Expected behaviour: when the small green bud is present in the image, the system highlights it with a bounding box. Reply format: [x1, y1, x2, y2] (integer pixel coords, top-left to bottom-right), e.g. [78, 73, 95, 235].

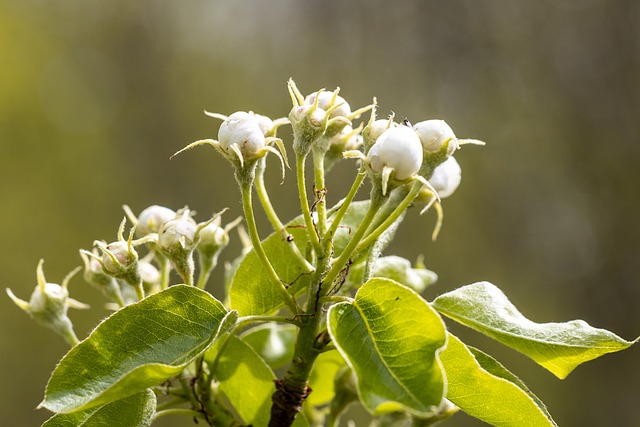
[79, 249, 124, 306]
[6, 260, 88, 346]
[198, 218, 229, 258]
[157, 208, 198, 285]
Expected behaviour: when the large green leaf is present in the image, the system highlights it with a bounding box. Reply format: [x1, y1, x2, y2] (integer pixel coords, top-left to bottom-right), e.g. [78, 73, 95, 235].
[229, 201, 387, 316]
[40, 285, 231, 413]
[327, 278, 447, 416]
[209, 335, 308, 427]
[432, 282, 637, 378]
[441, 333, 557, 427]
[41, 389, 156, 427]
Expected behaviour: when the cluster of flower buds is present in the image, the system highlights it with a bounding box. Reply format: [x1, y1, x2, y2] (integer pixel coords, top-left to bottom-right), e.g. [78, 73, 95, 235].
[288, 80, 373, 158]
[6, 260, 88, 346]
[345, 103, 484, 202]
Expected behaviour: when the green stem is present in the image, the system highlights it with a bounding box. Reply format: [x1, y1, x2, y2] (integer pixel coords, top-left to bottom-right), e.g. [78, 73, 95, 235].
[235, 315, 300, 331]
[240, 181, 298, 314]
[356, 181, 422, 253]
[256, 159, 315, 273]
[296, 154, 323, 256]
[321, 193, 386, 291]
[323, 165, 366, 249]
[157, 254, 171, 290]
[196, 252, 218, 290]
[133, 280, 145, 300]
[312, 147, 328, 238]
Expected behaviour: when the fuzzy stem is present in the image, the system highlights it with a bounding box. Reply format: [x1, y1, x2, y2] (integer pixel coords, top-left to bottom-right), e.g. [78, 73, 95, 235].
[321, 192, 386, 291]
[323, 165, 366, 249]
[256, 158, 315, 273]
[296, 154, 323, 256]
[312, 147, 328, 238]
[240, 181, 298, 314]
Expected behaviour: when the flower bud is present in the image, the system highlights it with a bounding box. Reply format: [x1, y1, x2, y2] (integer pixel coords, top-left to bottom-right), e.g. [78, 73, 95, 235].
[413, 119, 458, 156]
[136, 205, 176, 237]
[252, 113, 276, 137]
[363, 119, 397, 150]
[158, 214, 198, 254]
[305, 91, 351, 119]
[218, 111, 267, 162]
[6, 260, 87, 346]
[198, 220, 230, 258]
[80, 249, 124, 305]
[138, 260, 161, 294]
[428, 156, 462, 199]
[157, 209, 198, 285]
[367, 126, 423, 181]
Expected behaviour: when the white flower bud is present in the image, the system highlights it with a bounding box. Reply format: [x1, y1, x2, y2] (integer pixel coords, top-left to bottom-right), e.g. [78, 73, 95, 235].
[136, 205, 175, 236]
[199, 221, 229, 253]
[218, 111, 266, 160]
[429, 156, 462, 198]
[252, 113, 275, 137]
[138, 260, 161, 293]
[413, 119, 458, 156]
[367, 119, 398, 142]
[305, 91, 351, 118]
[158, 216, 198, 253]
[366, 126, 423, 180]
[102, 241, 134, 273]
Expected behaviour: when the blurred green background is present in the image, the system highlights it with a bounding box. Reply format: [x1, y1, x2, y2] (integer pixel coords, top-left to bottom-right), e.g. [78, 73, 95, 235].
[2, 1, 638, 426]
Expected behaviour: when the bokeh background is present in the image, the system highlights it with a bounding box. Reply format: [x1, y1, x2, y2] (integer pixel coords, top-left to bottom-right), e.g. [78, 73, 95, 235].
[2, 1, 638, 426]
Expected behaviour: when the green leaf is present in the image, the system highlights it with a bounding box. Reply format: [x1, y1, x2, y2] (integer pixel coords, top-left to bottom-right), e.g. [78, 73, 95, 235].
[40, 285, 230, 413]
[327, 278, 447, 416]
[41, 389, 156, 427]
[210, 335, 308, 427]
[240, 323, 298, 370]
[432, 281, 637, 378]
[307, 349, 346, 406]
[229, 201, 384, 316]
[441, 333, 557, 427]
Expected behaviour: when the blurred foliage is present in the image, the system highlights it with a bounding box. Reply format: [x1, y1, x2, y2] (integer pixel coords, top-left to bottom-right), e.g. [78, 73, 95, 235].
[1, 1, 638, 426]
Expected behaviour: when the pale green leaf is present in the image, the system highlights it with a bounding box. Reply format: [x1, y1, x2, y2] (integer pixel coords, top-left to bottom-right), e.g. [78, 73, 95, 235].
[210, 335, 308, 427]
[327, 278, 447, 416]
[41, 389, 156, 427]
[41, 285, 230, 413]
[307, 349, 346, 406]
[432, 281, 637, 378]
[441, 333, 557, 427]
[240, 323, 298, 370]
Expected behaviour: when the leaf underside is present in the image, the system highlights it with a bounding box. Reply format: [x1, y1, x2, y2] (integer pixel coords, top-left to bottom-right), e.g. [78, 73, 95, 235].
[441, 333, 557, 427]
[432, 281, 636, 378]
